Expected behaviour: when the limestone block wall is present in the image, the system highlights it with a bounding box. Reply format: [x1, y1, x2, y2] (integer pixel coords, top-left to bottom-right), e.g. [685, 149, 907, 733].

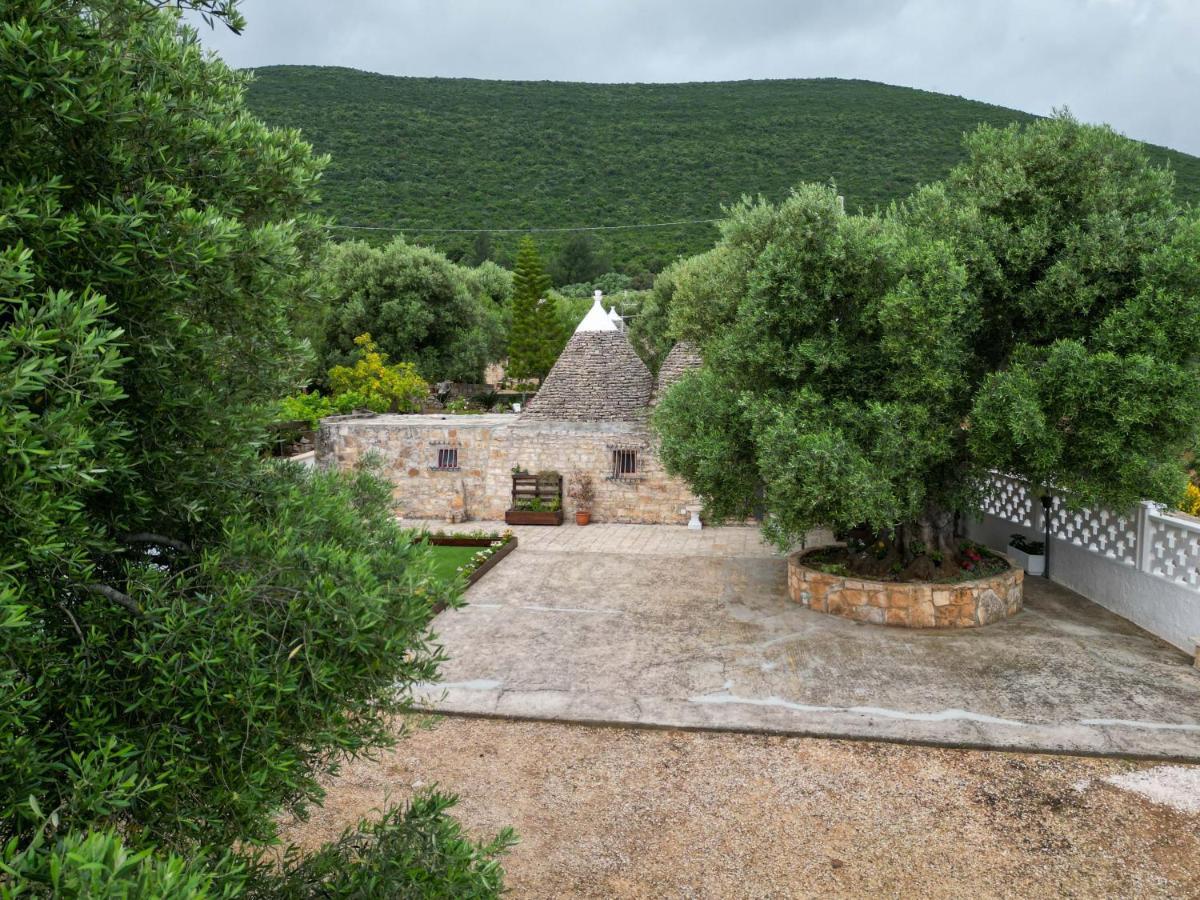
[316, 414, 698, 525]
[485, 421, 696, 524]
[788, 546, 1024, 628]
[316, 414, 504, 520]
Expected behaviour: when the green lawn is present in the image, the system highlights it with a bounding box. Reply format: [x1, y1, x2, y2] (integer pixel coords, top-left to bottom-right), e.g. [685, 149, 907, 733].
[424, 544, 480, 583]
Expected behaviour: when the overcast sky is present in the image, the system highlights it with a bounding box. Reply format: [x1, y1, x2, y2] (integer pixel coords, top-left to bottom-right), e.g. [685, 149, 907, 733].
[189, 0, 1200, 155]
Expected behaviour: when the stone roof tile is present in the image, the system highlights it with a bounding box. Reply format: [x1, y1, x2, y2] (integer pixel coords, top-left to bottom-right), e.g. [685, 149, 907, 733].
[652, 341, 703, 402]
[521, 330, 653, 422]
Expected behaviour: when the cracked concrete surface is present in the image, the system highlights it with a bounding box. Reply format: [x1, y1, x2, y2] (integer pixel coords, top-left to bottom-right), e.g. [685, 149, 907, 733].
[417, 523, 1200, 759]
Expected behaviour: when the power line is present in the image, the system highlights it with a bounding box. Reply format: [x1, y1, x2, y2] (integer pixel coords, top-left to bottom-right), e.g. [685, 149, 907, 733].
[323, 217, 722, 235]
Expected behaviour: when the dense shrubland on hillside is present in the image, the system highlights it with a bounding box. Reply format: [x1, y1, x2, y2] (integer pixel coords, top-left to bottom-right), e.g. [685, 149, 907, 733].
[244, 66, 1200, 276]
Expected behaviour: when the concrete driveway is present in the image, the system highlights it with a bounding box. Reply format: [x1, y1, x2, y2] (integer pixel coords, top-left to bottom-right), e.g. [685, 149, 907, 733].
[417, 522, 1200, 760]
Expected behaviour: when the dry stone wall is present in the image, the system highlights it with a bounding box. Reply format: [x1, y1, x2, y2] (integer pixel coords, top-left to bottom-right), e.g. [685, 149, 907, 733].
[317, 413, 698, 524]
[787, 546, 1024, 628]
[316, 414, 503, 521]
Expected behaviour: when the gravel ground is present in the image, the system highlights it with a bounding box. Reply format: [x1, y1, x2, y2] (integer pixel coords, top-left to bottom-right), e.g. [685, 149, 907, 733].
[280, 716, 1200, 898]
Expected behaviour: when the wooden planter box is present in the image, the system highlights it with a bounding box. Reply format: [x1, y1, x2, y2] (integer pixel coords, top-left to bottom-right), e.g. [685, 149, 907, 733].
[504, 508, 564, 526]
[507, 471, 563, 526]
[427, 535, 520, 614]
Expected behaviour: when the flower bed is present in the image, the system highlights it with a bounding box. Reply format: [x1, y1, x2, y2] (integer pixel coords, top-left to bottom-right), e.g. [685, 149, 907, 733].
[788, 543, 1023, 628]
[424, 529, 517, 588]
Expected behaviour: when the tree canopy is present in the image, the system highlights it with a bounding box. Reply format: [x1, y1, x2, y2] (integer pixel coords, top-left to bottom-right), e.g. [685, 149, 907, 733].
[654, 115, 1200, 557]
[551, 232, 611, 286]
[321, 237, 507, 383]
[1, 0, 510, 893]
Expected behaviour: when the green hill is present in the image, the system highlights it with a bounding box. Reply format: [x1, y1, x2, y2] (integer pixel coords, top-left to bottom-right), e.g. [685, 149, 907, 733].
[244, 66, 1200, 276]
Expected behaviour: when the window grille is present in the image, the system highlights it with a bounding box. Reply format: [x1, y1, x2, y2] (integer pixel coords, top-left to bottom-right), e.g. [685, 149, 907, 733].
[435, 446, 459, 470]
[611, 448, 637, 478]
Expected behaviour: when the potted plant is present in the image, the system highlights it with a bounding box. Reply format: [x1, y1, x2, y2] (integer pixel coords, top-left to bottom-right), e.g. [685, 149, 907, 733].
[569, 471, 595, 525]
[1008, 533, 1046, 576]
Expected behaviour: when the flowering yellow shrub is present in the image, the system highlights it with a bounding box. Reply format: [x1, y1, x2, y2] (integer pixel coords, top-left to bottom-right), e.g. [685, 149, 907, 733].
[328, 333, 429, 413]
[1182, 483, 1200, 517]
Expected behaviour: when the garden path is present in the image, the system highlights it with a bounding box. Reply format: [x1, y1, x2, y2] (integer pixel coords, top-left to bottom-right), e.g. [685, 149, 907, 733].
[411, 520, 1200, 760]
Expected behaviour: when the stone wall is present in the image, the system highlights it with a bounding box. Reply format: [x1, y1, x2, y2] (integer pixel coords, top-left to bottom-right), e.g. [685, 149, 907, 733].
[787, 545, 1024, 628]
[316, 413, 503, 521]
[316, 413, 698, 524]
[653, 341, 702, 401]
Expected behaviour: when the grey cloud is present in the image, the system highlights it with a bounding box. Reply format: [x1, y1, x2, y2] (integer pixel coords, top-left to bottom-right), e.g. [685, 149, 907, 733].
[188, 0, 1200, 154]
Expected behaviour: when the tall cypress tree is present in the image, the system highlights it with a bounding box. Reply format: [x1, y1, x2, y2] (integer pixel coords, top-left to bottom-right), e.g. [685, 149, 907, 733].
[507, 236, 554, 380]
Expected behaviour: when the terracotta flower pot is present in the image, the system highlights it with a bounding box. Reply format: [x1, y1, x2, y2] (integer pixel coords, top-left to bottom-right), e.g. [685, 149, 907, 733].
[575, 510, 591, 526]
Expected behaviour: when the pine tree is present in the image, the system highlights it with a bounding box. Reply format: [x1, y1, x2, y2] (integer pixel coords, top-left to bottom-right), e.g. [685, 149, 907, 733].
[507, 236, 554, 380]
[533, 294, 567, 377]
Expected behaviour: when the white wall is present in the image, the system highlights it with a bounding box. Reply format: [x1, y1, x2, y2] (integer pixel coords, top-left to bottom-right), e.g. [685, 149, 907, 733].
[968, 500, 1200, 656]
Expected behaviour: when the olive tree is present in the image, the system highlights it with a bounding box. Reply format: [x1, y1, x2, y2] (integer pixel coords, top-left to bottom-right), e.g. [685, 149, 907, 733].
[1, 0, 511, 894]
[655, 115, 1200, 566]
[321, 238, 505, 383]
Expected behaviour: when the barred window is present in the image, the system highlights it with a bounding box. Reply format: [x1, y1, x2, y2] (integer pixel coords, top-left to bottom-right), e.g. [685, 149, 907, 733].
[436, 446, 459, 470]
[611, 448, 637, 478]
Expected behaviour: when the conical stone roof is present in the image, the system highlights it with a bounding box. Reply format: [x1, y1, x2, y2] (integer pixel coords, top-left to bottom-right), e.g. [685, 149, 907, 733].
[521, 296, 653, 422]
[653, 340, 703, 401]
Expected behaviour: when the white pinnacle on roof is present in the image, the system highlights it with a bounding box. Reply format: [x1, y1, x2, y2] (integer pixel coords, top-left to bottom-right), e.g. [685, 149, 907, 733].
[607, 306, 624, 330]
[575, 289, 618, 333]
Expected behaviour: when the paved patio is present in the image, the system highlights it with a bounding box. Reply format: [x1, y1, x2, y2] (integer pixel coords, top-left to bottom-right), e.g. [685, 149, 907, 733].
[412, 521, 1200, 760]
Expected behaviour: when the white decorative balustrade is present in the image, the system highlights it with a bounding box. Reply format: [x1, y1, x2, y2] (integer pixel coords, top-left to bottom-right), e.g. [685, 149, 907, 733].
[979, 475, 1037, 529]
[981, 473, 1197, 585]
[974, 474, 1200, 654]
[1145, 508, 1200, 589]
[1058, 504, 1139, 567]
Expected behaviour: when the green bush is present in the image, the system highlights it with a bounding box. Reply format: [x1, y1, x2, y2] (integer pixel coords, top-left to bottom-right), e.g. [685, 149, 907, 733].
[329, 334, 430, 413]
[278, 392, 339, 429]
[1, 790, 516, 899]
[277, 390, 376, 429]
[0, 827, 240, 899]
[267, 791, 516, 899]
[1, 0, 512, 895]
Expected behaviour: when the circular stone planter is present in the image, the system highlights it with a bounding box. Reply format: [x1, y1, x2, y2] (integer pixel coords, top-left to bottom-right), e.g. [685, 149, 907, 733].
[787, 544, 1023, 628]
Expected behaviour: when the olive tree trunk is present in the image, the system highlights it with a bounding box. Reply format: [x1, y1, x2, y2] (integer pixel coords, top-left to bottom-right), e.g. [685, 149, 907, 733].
[899, 506, 958, 560]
